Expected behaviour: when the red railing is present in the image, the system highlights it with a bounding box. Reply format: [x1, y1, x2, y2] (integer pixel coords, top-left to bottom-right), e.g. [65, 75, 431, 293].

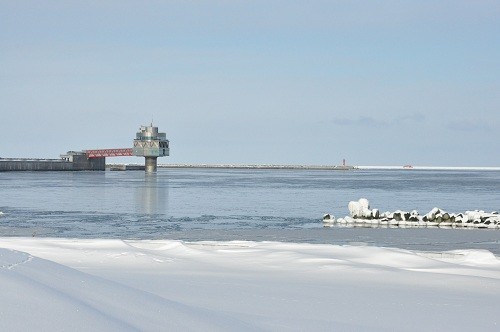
[85, 148, 133, 158]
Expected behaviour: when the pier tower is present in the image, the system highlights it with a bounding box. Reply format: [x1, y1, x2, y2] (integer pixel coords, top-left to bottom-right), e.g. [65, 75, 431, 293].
[132, 124, 169, 172]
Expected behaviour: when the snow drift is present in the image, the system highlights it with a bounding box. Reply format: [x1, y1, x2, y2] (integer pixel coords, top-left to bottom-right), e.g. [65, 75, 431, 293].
[1, 238, 500, 331]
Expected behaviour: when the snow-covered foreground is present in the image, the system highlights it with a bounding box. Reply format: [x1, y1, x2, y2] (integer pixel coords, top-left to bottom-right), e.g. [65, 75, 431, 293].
[1, 238, 500, 331]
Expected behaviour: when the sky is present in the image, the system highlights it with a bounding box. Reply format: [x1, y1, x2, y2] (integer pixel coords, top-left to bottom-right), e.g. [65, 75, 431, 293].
[1, 0, 499, 166]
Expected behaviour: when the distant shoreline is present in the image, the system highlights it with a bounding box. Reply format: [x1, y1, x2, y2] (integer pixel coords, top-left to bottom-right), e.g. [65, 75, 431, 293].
[160, 164, 356, 170]
[105, 163, 355, 171]
[106, 163, 500, 171]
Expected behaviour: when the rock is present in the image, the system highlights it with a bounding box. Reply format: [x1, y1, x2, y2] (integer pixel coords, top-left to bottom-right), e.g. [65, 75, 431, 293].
[348, 201, 361, 218]
[393, 210, 410, 221]
[408, 214, 419, 222]
[358, 198, 370, 210]
[454, 214, 466, 224]
[425, 207, 440, 221]
[467, 210, 482, 222]
[323, 214, 335, 222]
[348, 198, 372, 219]
[393, 211, 402, 221]
[328, 199, 497, 230]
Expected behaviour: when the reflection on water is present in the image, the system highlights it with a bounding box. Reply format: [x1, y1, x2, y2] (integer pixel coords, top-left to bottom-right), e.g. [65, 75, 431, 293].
[134, 172, 169, 215]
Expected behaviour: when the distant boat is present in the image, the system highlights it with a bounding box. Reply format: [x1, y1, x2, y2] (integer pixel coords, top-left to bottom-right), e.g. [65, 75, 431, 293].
[403, 165, 414, 169]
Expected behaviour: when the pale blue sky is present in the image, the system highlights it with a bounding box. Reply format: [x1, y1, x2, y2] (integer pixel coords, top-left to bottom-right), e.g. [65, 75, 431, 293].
[1, 1, 499, 166]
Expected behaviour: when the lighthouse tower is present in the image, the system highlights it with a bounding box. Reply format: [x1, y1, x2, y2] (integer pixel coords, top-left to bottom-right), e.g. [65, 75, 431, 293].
[132, 124, 169, 172]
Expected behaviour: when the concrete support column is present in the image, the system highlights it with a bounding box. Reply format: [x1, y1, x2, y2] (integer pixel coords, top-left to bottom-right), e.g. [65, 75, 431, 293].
[145, 156, 158, 172]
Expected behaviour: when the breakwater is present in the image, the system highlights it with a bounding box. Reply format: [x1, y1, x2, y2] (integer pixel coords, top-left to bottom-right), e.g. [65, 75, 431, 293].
[158, 164, 356, 170]
[324, 198, 500, 229]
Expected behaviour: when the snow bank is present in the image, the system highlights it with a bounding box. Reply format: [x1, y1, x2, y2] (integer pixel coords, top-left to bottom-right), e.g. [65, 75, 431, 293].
[0, 247, 247, 331]
[1, 237, 500, 331]
[324, 199, 500, 228]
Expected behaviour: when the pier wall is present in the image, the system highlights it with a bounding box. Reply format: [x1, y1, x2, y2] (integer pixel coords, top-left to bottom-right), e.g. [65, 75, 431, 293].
[0, 159, 73, 171]
[70, 154, 105, 171]
[0, 155, 105, 172]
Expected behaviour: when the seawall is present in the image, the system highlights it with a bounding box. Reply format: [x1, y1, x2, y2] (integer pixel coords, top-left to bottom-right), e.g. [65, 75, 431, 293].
[0, 155, 105, 172]
[0, 159, 72, 171]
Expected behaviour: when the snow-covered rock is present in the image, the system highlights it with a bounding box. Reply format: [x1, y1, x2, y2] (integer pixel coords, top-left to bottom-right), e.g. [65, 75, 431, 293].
[348, 198, 374, 219]
[324, 199, 500, 229]
[323, 214, 335, 223]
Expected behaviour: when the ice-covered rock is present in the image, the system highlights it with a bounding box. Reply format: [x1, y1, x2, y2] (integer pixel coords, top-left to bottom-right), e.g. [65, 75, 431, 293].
[348, 198, 374, 219]
[408, 214, 420, 222]
[358, 198, 370, 210]
[440, 211, 450, 221]
[393, 210, 410, 222]
[453, 213, 466, 225]
[323, 214, 335, 223]
[323, 199, 499, 229]
[365, 218, 379, 225]
[344, 216, 354, 223]
[424, 208, 440, 221]
[348, 200, 363, 218]
[467, 210, 482, 222]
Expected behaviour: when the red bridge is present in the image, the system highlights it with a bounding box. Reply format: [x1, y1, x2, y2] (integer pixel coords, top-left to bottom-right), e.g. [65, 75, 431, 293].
[85, 149, 133, 158]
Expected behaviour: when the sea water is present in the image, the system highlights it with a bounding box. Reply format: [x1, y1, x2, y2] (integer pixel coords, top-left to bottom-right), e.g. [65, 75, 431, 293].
[1, 168, 499, 253]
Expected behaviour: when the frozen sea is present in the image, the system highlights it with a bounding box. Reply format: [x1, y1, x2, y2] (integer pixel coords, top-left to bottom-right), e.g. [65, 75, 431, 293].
[1, 168, 499, 253]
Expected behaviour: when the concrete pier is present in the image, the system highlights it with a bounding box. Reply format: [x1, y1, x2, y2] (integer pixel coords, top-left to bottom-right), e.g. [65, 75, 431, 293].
[0, 152, 105, 172]
[1, 124, 169, 172]
[0, 159, 72, 171]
